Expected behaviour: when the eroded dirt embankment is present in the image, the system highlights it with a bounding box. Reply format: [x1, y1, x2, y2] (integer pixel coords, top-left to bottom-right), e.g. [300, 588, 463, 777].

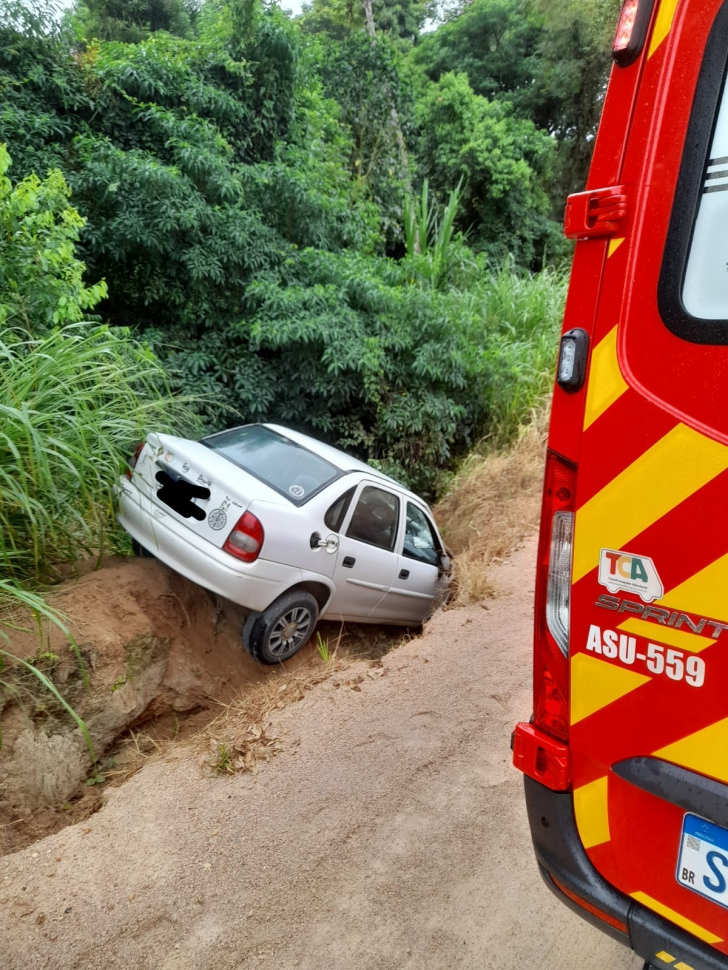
[0, 558, 304, 853]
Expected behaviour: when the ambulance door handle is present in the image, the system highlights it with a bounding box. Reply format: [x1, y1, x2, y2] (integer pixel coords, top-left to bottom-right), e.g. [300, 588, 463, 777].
[564, 186, 628, 240]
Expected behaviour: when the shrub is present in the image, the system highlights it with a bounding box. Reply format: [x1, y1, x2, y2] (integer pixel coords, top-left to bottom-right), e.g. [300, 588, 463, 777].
[0, 147, 197, 586]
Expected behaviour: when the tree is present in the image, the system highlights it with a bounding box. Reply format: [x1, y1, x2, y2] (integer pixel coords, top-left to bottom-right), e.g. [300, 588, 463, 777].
[69, 0, 194, 43]
[416, 71, 558, 265]
[317, 32, 414, 243]
[410, 0, 620, 199]
[300, 0, 435, 45]
[411, 0, 541, 102]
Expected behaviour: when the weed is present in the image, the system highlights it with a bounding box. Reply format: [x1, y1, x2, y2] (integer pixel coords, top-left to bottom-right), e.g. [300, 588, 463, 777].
[209, 742, 235, 775]
[316, 632, 331, 664]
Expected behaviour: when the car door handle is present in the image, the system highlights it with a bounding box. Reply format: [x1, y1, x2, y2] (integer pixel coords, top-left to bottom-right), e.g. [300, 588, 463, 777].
[342, 556, 356, 568]
[399, 569, 410, 579]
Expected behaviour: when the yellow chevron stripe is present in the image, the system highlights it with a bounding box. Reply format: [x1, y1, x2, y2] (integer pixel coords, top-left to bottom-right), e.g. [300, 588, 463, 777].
[631, 892, 723, 944]
[654, 717, 728, 785]
[648, 0, 680, 59]
[571, 653, 650, 725]
[658, 551, 728, 623]
[608, 237, 625, 258]
[617, 618, 715, 654]
[583, 327, 628, 430]
[655, 954, 676, 965]
[574, 776, 610, 849]
[573, 425, 728, 582]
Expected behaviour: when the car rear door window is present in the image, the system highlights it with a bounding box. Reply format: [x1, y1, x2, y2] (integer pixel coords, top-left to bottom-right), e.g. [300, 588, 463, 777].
[403, 503, 440, 566]
[325, 486, 356, 532]
[346, 486, 399, 552]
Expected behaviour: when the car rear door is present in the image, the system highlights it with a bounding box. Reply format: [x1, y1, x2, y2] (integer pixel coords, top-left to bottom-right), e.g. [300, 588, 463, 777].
[570, 0, 728, 954]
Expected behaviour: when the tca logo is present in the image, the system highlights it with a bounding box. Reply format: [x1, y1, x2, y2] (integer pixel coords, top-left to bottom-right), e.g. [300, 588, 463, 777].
[598, 549, 664, 603]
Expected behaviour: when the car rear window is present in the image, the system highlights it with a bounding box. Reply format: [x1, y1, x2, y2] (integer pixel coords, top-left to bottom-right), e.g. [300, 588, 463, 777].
[202, 425, 340, 504]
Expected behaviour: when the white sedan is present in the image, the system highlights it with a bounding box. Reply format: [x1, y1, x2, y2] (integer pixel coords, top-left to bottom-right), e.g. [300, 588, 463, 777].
[117, 424, 452, 664]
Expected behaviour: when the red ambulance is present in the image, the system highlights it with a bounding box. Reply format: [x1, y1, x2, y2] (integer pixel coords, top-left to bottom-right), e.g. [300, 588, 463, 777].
[513, 1, 728, 965]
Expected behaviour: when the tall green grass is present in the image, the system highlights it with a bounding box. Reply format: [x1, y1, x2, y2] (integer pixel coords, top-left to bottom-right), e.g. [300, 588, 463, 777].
[476, 262, 567, 442]
[0, 323, 197, 585]
[404, 179, 463, 290]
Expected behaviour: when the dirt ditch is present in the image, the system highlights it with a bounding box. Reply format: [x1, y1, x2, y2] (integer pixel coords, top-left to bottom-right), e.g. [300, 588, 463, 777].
[0, 558, 403, 855]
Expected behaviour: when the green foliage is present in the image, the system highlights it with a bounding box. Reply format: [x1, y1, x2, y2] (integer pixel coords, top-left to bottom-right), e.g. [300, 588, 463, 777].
[158, 247, 564, 495]
[69, 0, 195, 43]
[416, 72, 560, 265]
[403, 178, 463, 289]
[0, 150, 196, 585]
[0, 322, 195, 583]
[300, 0, 436, 45]
[0, 146, 107, 329]
[317, 32, 414, 241]
[411, 0, 542, 103]
[410, 0, 620, 198]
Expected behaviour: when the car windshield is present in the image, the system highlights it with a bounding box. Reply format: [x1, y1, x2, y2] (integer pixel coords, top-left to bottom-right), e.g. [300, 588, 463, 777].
[201, 425, 339, 503]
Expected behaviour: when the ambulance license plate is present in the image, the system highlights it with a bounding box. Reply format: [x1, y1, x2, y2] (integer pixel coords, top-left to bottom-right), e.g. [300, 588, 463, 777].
[676, 814, 728, 909]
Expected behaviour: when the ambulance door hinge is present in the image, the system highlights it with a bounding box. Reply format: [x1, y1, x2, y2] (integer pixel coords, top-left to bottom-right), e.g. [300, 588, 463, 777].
[564, 186, 628, 240]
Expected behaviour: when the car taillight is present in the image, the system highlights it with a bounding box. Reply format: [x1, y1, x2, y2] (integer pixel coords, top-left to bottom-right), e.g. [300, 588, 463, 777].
[534, 450, 575, 749]
[125, 442, 145, 480]
[223, 511, 264, 563]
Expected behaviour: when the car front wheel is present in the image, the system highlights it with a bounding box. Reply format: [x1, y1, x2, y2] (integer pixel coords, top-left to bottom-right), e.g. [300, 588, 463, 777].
[242, 590, 319, 665]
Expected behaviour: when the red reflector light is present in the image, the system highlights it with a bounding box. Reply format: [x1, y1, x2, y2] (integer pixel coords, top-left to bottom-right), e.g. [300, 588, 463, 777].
[512, 722, 571, 792]
[125, 442, 144, 480]
[549, 875, 629, 935]
[613, 0, 640, 52]
[223, 511, 264, 563]
[536, 668, 569, 742]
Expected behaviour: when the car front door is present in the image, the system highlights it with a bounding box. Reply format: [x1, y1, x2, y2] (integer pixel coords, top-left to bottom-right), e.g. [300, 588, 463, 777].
[328, 482, 401, 621]
[389, 502, 445, 624]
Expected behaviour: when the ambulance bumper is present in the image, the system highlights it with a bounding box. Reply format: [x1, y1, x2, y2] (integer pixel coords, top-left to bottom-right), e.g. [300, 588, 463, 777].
[524, 776, 728, 969]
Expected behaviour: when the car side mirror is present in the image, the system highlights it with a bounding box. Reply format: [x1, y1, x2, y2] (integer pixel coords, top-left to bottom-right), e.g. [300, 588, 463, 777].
[438, 552, 452, 577]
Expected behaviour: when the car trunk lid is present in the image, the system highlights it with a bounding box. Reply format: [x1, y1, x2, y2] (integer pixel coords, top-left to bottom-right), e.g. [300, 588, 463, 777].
[132, 433, 281, 549]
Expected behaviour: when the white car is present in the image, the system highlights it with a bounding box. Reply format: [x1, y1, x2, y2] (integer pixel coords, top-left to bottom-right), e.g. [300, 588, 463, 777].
[117, 424, 452, 664]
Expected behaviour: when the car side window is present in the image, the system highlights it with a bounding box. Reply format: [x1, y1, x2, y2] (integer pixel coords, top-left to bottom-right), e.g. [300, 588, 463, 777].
[346, 486, 399, 552]
[324, 486, 356, 533]
[403, 504, 440, 567]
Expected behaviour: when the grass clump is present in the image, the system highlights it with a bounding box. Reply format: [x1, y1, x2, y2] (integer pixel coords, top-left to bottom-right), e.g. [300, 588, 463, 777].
[435, 405, 548, 606]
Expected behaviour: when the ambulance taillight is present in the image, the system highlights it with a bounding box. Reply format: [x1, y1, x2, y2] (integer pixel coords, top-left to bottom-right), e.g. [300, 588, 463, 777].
[535, 451, 575, 741]
[612, 0, 655, 67]
[512, 450, 575, 792]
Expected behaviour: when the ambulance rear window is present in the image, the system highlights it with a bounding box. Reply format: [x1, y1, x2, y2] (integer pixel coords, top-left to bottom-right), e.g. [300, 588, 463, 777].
[660, 3, 728, 344]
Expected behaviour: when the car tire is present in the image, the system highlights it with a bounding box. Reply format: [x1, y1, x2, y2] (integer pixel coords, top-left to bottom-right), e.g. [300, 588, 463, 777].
[243, 591, 319, 665]
[131, 538, 155, 558]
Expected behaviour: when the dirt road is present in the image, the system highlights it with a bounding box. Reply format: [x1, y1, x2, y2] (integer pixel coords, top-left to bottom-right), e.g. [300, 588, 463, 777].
[0, 538, 641, 970]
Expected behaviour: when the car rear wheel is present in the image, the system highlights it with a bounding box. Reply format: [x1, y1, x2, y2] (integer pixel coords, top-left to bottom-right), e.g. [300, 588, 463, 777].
[243, 591, 319, 665]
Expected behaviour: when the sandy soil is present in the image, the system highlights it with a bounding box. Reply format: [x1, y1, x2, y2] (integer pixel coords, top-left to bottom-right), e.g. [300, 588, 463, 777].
[0, 538, 641, 970]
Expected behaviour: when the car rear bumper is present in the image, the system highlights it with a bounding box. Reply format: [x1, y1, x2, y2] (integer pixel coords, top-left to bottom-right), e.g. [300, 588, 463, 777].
[117, 480, 298, 612]
[524, 775, 728, 969]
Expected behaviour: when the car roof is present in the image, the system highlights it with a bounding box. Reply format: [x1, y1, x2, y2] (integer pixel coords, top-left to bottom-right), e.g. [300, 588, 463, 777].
[262, 424, 428, 506]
